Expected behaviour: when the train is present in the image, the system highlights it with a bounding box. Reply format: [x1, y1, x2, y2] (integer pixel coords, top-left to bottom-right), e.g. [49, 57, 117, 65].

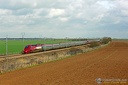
[23, 40, 100, 54]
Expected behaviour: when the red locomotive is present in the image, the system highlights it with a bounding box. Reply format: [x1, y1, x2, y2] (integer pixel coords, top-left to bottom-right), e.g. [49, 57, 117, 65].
[23, 44, 43, 54]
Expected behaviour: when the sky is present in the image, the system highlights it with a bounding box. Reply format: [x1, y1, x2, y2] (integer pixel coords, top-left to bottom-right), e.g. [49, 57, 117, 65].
[0, 0, 128, 38]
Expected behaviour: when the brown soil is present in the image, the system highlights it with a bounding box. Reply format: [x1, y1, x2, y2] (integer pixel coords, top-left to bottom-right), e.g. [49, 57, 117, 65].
[0, 41, 128, 85]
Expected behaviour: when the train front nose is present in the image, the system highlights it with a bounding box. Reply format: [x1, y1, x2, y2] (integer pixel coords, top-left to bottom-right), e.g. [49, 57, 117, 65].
[24, 50, 28, 54]
[23, 45, 30, 54]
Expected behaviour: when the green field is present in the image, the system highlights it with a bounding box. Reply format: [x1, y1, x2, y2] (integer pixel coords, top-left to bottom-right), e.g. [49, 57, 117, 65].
[0, 39, 71, 55]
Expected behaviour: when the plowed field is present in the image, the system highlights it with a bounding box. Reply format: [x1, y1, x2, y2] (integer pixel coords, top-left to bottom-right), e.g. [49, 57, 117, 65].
[0, 41, 128, 85]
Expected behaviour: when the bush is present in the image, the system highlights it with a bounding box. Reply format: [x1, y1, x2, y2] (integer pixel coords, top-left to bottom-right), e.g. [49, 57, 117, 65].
[101, 37, 112, 44]
[89, 41, 100, 48]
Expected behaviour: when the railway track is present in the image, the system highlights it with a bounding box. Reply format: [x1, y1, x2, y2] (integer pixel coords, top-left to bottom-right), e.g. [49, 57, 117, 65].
[0, 44, 89, 61]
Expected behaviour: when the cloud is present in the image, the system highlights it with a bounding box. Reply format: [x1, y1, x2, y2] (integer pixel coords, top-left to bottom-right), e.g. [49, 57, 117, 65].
[0, 9, 12, 15]
[117, 0, 128, 10]
[47, 8, 65, 18]
[58, 17, 69, 22]
[0, 0, 127, 38]
[96, 0, 115, 10]
[116, 0, 128, 17]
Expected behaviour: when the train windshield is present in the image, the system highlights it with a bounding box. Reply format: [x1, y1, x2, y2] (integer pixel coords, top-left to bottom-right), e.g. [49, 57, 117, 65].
[25, 46, 29, 48]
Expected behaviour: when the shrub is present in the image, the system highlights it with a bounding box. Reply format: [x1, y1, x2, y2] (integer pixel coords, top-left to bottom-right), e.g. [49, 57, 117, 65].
[89, 41, 100, 48]
[101, 37, 112, 44]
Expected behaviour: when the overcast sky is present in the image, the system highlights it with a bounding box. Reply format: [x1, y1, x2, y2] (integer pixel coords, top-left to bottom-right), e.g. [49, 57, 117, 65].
[0, 0, 128, 38]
